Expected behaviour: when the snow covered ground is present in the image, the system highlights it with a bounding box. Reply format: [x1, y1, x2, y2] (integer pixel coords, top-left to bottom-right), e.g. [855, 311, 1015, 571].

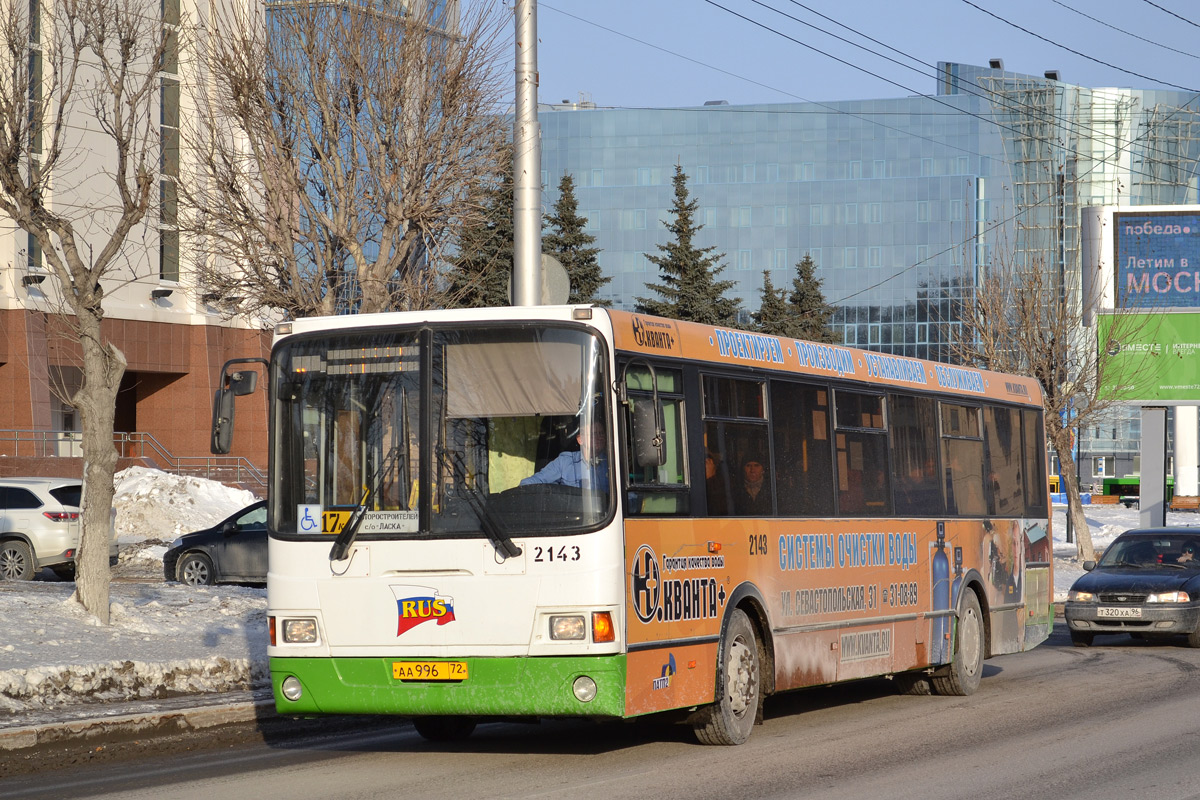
[1, 467, 1197, 722]
[0, 468, 265, 719]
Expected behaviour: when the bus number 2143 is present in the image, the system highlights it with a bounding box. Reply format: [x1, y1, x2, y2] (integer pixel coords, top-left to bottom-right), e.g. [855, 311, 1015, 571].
[534, 545, 581, 563]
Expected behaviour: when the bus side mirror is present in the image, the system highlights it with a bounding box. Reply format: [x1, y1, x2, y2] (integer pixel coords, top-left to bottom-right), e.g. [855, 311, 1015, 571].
[633, 401, 665, 468]
[210, 358, 268, 455]
[212, 388, 235, 455]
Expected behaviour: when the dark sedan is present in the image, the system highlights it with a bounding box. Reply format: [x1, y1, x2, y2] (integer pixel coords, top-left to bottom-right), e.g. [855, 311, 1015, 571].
[1065, 527, 1200, 647]
[163, 500, 267, 586]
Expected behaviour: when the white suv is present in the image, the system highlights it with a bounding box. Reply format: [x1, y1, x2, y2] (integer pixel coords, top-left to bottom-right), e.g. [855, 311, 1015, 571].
[0, 478, 118, 581]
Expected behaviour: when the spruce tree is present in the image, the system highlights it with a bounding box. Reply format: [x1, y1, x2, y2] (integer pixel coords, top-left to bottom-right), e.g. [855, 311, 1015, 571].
[752, 271, 791, 334]
[635, 165, 740, 325]
[788, 253, 836, 343]
[443, 153, 514, 308]
[544, 173, 609, 304]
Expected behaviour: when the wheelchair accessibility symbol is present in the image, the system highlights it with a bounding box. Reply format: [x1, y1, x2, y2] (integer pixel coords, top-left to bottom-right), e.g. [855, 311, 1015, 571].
[298, 505, 321, 533]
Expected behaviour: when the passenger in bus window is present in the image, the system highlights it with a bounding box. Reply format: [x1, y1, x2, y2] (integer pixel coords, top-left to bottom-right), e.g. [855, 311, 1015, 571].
[520, 423, 609, 492]
[736, 457, 771, 516]
[706, 451, 730, 515]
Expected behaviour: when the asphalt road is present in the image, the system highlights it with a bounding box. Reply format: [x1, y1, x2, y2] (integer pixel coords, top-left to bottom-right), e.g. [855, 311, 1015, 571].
[5, 622, 1200, 800]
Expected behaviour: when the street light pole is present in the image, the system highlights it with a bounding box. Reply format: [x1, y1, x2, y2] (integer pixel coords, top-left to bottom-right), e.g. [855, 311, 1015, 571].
[512, 0, 542, 307]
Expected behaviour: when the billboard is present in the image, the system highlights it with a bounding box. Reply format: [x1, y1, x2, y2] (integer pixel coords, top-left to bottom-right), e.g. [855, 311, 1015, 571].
[1114, 210, 1200, 309]
[1099, 311, 1200, 403]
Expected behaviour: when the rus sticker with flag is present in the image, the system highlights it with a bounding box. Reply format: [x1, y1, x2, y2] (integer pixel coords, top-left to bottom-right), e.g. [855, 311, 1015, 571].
[390, 585, 456, 636]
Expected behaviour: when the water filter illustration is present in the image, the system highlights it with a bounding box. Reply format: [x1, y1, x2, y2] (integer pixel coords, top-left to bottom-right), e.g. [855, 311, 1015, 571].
[932, 523, 950, 663]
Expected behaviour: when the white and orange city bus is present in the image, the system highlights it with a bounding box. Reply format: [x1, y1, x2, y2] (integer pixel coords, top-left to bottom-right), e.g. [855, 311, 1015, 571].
[213, 305, 1052, 745]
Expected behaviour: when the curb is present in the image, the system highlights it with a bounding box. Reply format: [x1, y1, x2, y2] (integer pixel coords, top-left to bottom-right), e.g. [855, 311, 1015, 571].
[0, 698, 276, 752]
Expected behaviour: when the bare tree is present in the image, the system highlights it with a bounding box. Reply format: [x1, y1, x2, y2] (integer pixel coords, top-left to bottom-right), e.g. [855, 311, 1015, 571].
[183, 0, 509, 317]
[953, 252, 1160, 561]
[0, 0, 170, 620]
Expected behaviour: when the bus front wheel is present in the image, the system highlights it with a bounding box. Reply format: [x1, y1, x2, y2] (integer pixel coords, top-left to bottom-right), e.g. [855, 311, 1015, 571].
[693, 608, 760, 746]
[931, 591, 984, 696]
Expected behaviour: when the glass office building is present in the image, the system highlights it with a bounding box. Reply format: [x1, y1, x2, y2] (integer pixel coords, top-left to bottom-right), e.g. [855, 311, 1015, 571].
[539, 61, 1200, 477]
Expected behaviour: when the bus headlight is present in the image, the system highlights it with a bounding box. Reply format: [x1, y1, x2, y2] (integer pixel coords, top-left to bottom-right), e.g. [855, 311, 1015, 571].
[282, 617, 319, 644]
[572, 676, 597, 702]
[550, 615, 586, 640]
[281, 676, 304, 702]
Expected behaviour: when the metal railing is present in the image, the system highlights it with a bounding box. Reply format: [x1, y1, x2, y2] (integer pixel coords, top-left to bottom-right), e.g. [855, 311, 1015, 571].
[0, 429, 266, 489]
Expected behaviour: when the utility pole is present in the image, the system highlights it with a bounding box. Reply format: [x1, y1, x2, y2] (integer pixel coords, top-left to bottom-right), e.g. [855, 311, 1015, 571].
[512, 0, 542, 306]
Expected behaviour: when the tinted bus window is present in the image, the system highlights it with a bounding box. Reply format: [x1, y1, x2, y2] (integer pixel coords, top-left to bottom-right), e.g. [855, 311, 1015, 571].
[835, 391, 890, 517]
[942, 403, 984, 516]
[984, 406, 1024, 516]
[704, 376, 770, 516]
[771, 380, 834, 516]
[890, 394, 943, 517]
[1023, 408, 1048, 516]
[703, 374, 765, 419]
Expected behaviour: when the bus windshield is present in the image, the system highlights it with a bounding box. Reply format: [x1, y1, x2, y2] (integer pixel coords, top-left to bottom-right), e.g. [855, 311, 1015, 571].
[270, 325, 612, 539]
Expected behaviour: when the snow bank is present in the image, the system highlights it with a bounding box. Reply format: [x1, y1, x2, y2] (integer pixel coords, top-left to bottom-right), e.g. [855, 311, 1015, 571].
[113, 466, 259, 545]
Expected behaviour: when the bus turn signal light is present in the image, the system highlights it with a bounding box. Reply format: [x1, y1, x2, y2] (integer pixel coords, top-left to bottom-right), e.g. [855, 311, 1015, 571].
[592, 611, 615, 643]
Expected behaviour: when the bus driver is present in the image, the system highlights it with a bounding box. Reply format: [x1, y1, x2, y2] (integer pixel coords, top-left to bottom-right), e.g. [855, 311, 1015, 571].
[520, 423, 609, 493]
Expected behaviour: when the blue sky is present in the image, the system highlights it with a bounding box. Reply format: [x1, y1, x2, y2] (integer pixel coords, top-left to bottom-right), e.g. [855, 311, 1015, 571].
[532, 0, 1200, 108]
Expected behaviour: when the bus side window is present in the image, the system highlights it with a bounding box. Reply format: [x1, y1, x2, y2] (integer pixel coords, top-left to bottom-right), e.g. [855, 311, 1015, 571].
[771, 380, 834, 516]
[623, 364, 688, 516]
[1021, 408, 1047, 516]
[942, 402, 985, 516]
[984, 406, 1023, 516]
[703, 420, 770, 516]
[834, 390, 890, 517]
[703, 375, 771, 517]
[890, 394, 944, 517]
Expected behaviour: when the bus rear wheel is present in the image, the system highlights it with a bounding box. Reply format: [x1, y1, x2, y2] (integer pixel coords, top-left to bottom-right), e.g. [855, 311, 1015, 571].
[931, 591, 984, 696]
[693, 608, 760, 746]
[413, 716, 476, 742]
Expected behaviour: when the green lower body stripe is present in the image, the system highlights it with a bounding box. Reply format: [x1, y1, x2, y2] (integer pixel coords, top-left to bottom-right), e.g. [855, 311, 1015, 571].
[270, 655, 627, 718]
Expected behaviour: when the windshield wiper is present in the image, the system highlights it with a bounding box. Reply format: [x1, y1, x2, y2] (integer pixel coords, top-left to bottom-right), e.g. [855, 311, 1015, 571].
[330, 446, 400, 563]
[449, 449, 522, 559]
[467, 490, 523, 559]
[330, 488, 370, 562]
